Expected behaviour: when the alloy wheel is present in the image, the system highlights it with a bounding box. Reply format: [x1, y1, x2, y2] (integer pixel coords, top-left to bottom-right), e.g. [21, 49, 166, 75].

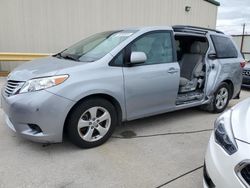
[77, 106, 111, 142]
[215, 87, 229, 110]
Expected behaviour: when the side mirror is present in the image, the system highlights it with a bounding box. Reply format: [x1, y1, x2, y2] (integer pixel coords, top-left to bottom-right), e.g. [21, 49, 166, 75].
[130, 52, 147, 64]
[208, 53, 217, 60]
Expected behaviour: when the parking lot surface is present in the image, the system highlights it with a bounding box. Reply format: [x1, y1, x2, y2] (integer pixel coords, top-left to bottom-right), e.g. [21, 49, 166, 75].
[0, 77, 249, 188]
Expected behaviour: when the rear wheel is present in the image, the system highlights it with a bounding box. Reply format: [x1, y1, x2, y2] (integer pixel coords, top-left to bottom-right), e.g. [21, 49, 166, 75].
[66, 98, 117, 148]
[201, 82, 230, 113]
[214, 86, 229, 111]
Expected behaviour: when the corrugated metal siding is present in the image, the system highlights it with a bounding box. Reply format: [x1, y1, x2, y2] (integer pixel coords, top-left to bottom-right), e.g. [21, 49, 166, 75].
[0, 0, 217, 53]
[233, 36, 242, 49]
[233, 35, 250, 60]
[233, 36, 250, 53]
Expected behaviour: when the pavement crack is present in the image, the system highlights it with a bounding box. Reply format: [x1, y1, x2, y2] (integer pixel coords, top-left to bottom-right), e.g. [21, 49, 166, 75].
[155, 165, 204, 188]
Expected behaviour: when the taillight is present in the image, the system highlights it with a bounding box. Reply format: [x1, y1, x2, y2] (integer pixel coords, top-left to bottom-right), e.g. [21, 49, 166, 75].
[240, 61, 246, 68]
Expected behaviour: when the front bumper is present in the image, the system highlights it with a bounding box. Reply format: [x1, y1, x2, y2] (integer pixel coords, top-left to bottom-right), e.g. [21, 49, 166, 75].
[1, 89, 74, 143]
[203, 180, 209, 188]
[204, 133, 250, 188]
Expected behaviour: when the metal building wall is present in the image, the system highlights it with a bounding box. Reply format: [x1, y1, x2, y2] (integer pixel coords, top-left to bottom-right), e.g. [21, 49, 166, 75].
[0, 0, 217, 54]
[233, 35, 250, 60]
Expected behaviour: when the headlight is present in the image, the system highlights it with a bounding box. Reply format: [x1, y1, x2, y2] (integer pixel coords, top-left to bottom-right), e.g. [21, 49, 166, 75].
[214, 109, 237, 155]
[19, 75, 69, 93]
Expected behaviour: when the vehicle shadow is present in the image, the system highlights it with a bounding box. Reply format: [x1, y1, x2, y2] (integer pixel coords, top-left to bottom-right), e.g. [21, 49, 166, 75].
[116, 107, 210, 131]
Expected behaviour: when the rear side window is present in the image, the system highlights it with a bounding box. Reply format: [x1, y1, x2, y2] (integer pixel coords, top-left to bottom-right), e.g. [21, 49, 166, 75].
[211, 35, 238, 58]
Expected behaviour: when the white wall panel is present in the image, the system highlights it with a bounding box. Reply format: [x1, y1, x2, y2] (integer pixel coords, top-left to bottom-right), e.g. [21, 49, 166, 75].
[0, 0, 218, 53]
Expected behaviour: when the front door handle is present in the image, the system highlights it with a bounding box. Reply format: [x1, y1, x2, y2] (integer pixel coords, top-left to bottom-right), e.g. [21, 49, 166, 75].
[168, 68, 178, 74]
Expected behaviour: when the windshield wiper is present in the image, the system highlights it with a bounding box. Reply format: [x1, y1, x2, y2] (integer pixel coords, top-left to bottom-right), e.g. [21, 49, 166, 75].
[53, 53, 63, 58]
[63, 54, 79, 61]
[55, 53, 79, 61]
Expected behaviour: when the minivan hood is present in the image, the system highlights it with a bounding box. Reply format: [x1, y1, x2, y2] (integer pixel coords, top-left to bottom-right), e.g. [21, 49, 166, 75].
[8, 57, 82, 81]
[231, 98, 250, 143]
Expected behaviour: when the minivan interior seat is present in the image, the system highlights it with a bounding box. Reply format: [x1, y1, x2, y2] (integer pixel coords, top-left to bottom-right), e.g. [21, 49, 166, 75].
[179, 41, 205, 93]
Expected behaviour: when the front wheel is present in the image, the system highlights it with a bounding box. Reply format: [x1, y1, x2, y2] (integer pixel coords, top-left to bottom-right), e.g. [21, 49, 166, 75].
[66, 98, 117, 148]
[201, 82, 230, 113]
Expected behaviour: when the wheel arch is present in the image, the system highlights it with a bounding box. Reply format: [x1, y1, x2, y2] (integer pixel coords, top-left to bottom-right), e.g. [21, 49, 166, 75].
[63, 93, 123, 137]
[222, 79, 234, 99]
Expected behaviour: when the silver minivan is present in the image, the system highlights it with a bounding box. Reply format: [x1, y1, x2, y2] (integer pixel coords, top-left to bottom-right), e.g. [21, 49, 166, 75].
[1, 26, 244, 148]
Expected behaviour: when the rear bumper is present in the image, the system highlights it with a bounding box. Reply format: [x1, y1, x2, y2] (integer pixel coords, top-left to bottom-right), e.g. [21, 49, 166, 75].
[242, 75, 250, 87]
[1, 89, 74, 143]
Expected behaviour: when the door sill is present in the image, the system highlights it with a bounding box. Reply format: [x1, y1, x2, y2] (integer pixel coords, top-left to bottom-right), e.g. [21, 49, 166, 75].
[176, 91, 204, 105]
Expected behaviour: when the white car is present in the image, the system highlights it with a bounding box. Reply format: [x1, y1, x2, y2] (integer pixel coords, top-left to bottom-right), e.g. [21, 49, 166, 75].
[204, 98, 250, 188]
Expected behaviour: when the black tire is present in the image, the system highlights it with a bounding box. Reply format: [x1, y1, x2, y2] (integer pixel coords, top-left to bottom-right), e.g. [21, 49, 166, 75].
[66, 98, 117, 148]
[201, 82, 230, 113]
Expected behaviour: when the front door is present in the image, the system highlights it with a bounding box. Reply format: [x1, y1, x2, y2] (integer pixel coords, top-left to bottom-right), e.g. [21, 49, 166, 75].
[123, 31, 180, 120]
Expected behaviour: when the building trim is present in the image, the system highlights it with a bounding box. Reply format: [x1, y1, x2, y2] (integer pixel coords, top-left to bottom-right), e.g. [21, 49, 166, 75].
[0, 52, 51, 61]
[204, 0, 220, 6]
[0, 52, 52, 77]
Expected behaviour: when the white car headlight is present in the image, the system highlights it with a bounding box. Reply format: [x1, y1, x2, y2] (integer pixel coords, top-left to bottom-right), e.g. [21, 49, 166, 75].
[19, 75, 69, 93]
[214, 109, 238, 155]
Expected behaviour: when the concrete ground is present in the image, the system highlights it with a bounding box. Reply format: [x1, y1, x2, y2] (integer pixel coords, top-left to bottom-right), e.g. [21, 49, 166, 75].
[0, 77, 249, 188]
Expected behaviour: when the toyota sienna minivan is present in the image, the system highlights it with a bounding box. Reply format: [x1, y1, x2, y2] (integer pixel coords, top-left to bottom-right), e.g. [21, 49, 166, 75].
[1, 26, 244, 148]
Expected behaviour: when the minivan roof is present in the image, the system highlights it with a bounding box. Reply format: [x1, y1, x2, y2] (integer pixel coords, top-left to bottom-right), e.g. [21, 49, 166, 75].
[124, 26, 172, 32]
[123, 25, 224, 35]
[173, 25, 224, 35]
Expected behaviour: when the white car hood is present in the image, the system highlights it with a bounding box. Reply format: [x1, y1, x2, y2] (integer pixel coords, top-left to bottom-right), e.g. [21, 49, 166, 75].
[231, 98, 250, 143]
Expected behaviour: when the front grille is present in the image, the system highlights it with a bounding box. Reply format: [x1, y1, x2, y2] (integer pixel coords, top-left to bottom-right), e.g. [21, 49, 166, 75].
[4, 80, 24, 97]
[241, 164, 250, 185]
[243, 70, 250, 76]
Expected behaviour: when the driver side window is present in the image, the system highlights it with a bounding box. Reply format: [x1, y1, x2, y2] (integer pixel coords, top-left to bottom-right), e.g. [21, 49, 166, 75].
[129, 32, 173, 65]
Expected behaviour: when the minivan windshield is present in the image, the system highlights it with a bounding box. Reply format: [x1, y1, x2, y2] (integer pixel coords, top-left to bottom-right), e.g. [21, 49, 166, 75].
[56, 30, 137, 62]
